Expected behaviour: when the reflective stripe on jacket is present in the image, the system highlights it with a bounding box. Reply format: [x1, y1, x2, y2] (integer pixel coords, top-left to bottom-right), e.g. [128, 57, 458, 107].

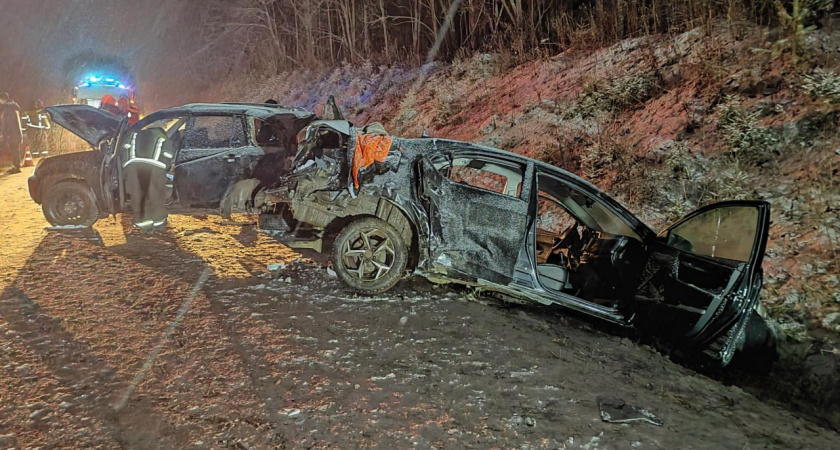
[122, 127, 173, 170]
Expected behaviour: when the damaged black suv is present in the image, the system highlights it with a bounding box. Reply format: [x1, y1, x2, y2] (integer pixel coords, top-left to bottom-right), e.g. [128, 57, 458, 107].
[257, 120, 775, 367]
[28, 103, 316, 226]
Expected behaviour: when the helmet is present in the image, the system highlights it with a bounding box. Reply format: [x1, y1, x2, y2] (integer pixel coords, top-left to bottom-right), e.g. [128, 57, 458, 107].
[101, 94, 116, 106]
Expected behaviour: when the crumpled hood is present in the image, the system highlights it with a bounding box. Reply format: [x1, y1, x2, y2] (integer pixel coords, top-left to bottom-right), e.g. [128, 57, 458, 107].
[46, 105, 121, 148]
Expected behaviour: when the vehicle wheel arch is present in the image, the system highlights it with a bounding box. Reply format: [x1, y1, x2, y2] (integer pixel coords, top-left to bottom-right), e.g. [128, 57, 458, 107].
[323, 199, 420, 271]
[41, 178, 100, 227]
[37, 173, 92, 203]
[329, 215, 411, 295]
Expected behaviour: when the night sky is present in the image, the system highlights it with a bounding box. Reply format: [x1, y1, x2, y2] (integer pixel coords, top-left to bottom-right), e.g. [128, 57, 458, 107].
[0, 0, 225, 110]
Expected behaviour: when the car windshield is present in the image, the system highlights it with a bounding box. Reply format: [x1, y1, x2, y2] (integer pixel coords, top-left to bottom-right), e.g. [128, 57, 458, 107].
[538, 173, 642, 242]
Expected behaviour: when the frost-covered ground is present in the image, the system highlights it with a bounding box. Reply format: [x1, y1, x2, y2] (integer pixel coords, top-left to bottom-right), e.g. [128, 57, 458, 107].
[2, 165, 839, 448]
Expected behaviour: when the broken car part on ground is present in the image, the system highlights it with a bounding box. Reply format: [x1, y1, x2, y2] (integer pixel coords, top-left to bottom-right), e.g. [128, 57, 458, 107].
[255, 120, 777, 367]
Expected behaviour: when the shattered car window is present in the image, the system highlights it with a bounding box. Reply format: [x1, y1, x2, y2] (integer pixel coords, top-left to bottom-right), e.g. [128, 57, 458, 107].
[667, 205, 759, 262]
[537, 196, 577, 235]
[184, 115, 246, 150]
[142, 118, 186, 138]
[439, 157, 523, 198]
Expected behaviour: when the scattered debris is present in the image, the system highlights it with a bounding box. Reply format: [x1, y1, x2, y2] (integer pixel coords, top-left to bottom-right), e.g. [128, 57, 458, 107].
[597, 397, 663, 426]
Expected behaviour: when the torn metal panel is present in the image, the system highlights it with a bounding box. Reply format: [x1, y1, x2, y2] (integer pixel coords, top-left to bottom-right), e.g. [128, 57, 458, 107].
[220, 178, 261, 218]
[419, 155, 530, 285]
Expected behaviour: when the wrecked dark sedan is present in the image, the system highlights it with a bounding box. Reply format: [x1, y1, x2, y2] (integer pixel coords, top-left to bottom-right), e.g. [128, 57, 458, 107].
[28, 103, 316, 226]
[257, 121, 775, 366]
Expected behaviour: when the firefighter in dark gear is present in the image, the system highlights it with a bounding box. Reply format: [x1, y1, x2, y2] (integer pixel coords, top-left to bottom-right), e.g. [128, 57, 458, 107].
[0, 92, 23, 174]
[122, 127, 174, 231]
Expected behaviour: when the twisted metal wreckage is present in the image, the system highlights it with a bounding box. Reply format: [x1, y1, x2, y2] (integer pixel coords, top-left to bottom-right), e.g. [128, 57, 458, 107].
[32, 101, 777, 367]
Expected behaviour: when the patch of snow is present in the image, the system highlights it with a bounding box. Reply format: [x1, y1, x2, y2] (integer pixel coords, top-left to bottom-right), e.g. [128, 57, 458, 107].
[279, 408, 301, 417]
[510, 369, 536, 378]
[822, 312, 840, 332]
[45, 225, 89, 230]
[370, 373, 396, 381]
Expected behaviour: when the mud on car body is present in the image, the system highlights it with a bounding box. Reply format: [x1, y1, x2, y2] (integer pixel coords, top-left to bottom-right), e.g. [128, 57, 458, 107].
[28, 103, 316, 227]
[259, 121, 776, 367]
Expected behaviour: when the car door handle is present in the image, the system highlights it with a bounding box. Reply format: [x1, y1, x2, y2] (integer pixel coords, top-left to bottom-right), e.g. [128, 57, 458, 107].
[226, 154, 240, 162]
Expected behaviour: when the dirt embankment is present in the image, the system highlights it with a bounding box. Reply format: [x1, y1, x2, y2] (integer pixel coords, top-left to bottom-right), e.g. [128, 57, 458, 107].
[225, 22, 840, 429]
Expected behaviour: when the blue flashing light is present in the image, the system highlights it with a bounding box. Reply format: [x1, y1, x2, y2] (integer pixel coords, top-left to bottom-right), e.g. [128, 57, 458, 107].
[79, 75, 128, 88]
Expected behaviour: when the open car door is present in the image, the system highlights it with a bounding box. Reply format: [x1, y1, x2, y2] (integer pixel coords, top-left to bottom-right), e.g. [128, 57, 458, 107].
[633, 200, 770, 363]
[419, 154, 531, 285]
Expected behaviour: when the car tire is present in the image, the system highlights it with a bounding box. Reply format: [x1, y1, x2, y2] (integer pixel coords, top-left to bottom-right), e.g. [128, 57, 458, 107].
[332, 217, 408, 295]
[42, 180, 99, 227]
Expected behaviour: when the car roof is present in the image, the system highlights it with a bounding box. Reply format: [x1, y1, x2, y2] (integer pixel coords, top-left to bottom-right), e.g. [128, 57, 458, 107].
[407, 137, 604, 190]
[310, 120, 620, 201]
[155, 102, 315, 120]
[403, 137, 654, 237]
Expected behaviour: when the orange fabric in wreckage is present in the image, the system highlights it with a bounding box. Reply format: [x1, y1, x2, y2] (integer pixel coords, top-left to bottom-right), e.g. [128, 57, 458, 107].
[352, 133, 393, 188]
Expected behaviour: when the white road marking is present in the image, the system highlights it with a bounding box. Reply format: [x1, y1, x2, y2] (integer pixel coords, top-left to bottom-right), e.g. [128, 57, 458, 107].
[114, 266, 211, 412]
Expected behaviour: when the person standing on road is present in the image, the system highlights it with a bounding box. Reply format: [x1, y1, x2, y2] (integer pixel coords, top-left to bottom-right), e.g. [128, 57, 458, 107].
[100, 94, 121, 116]
[22, 99, 51, 156]
[122, 127, 175, 231]
[118, 96, 140, 125]
[0, 92, 23, 174]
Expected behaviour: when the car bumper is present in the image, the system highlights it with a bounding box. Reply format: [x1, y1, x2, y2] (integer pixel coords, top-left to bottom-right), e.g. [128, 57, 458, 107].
[28, 175, 41, 204]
